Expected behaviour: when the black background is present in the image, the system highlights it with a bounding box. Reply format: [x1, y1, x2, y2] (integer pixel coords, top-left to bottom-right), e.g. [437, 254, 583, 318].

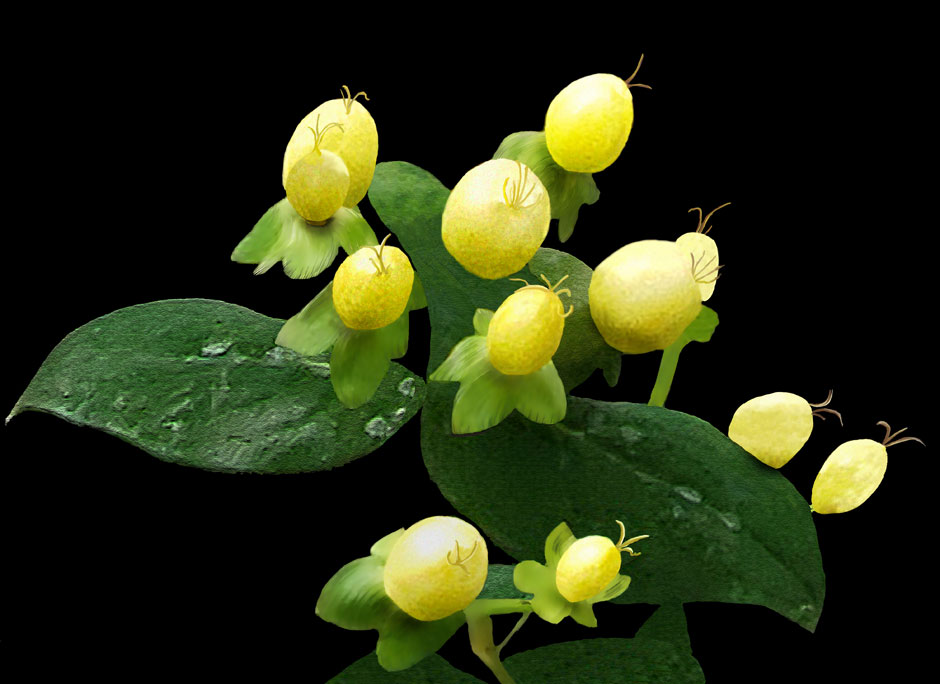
[3, 19, 933, 682]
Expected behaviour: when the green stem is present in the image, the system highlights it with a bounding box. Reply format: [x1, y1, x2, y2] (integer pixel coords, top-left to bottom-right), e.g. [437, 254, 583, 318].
[648, 343, 685, 407]
[464, 599, 531, 684]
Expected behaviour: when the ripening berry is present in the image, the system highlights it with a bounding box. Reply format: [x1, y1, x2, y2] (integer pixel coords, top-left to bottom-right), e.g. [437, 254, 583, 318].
[729, 390, 842, 468]
[383, 516, 488, 621]
[555, 521, 648, 603]
[283, 86, 378, 208]
[442, 159, 550, 280]
[332, 235, 414, 330]
[486, 275, 572, 375]
[812, 421, 924, 514]
[675, 202, 730, 302]
[589, 240, 702, 354]
[544, 56, 650, 173]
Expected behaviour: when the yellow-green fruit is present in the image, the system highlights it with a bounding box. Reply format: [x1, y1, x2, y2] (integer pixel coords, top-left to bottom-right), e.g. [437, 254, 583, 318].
[282, 98, 378, 208]
[676, 231, 719, 301]
[332, 244, 414, 330]
[383, 516, 488, 621]
[284, 149, 350, 222]
[728, 392, 813, 468]
[555, 535, 621, 603]
[811, 440, 888, 514]
[487, 286, 566, 375]
[441, 159, 550, 280]
[589, 240, 702, 354]
[545, 74, 633, 173]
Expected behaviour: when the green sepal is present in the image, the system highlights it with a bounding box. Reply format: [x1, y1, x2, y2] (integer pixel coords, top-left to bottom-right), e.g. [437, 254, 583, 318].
[544, 522, 576, 566]
[648, 305, 719, 407]
[376, 609, 466, 672]
[428, 329, 566, 434]
[231, 199, 378, 279]
[277, 279, 421, 409]
[370, 528, 405, 561]
[493, 131, 600, 243]
[408, 274, 428, 311]
[472, 308, 493, 336]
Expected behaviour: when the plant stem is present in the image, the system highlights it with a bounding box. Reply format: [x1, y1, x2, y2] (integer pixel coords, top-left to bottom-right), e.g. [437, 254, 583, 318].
[649, 344, 683, 407]
[464, 599, 531, 684]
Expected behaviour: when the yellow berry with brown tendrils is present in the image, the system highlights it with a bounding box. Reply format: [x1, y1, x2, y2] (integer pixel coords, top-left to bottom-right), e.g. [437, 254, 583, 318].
[332, 235, 414, 330]
[728, 390, 842, 468]
[675, 202, 730, 302]
[383, 516, 488, 621]
[284, 115, 350, 223]
[555, 521, 649, 603]
[283, 85, 378, 208]
[544, 55, 650, 173]
[812, 421, 924, 514]
[486, 274, 573, 375]
[442, 159, 550, 280]
[589, 239, 702, 354]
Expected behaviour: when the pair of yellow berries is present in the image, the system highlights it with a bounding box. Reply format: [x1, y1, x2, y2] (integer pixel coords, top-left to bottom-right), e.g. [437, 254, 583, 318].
[282, 86, 378, 223]
[729, 391, 924, 513]
[383, 517, 646, 622]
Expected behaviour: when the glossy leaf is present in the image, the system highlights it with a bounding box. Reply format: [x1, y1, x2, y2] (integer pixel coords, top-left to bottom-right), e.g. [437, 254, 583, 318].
[8, 299, 425, 473]
[327, 653, 484, 683]
[493, 131, 600, 243]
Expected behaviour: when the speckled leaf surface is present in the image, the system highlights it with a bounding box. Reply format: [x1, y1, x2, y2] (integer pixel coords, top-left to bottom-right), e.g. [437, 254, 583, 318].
[8, 299, 425, 474]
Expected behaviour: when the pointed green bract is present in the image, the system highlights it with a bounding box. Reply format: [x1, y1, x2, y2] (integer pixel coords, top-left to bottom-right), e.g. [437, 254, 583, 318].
[275, 282, 344, 356]
[493, 131, 600, 243]
[8, 299, 424, 473]
[231, 199, 378, 279]
[376, 610, 466, 672]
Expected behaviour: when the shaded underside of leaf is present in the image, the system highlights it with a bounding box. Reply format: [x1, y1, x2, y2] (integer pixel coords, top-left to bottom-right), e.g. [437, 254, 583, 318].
[9, 299, 425, 474]
[421, 389, 824, 632]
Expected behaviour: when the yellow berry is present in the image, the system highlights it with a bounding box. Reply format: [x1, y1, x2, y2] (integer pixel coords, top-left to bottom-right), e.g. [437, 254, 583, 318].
[486, 276, 571, 375]
[589, 240, 702, 354]
[675, 203, 731, 302]
[811, 439, 887, 514]
[442, 159, 550, 280]
[284, 148, 349, 223]
[729, 393, 813, 468]
[332, 236, 414, 330]
[283, 87, 378, 208]
[729, 390, 841, 468]
[383, 516, 488, 621]
[555, 535, 621, 603]
[812, 421, 923, 514]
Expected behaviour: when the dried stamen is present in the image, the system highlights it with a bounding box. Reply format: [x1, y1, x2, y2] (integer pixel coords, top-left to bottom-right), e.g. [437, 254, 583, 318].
[614, 520, 650, 557]
[877, 420, 926, 448]
[688, 202, 731, 235]
[340, 84, 370, 115]
[446, 539, 479, 574]
[624, 54, 652, 90]
[307, 113, 345, 154]
[502, 161, 536, 208]
[368, 234, 392, 275]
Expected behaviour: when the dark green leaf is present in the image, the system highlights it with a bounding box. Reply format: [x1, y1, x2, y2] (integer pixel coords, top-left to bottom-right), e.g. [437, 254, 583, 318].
[8, 299, 425, 473]
[493, 131, 600, 243]
[478, 564, 526, 600]
[328, 652, 484, 683]
[420, 393, 824, 633]
[503, 602, 703, 683]
[368, 161, 617, 393]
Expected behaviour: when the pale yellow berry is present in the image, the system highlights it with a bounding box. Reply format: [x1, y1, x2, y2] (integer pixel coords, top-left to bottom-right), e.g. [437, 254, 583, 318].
[675, 203, 730, 302]
[383, 516, 488, 621]
[486, 276, 571, 375]
[729, 390, 841, 468]
[332, 236, 414, 330]
[812, 422, 924, 514]
[442, 159, 550, 280]
[589, 240, 702, 354]
[283, 86, 378, 208]
[284, 148, 349, 223]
